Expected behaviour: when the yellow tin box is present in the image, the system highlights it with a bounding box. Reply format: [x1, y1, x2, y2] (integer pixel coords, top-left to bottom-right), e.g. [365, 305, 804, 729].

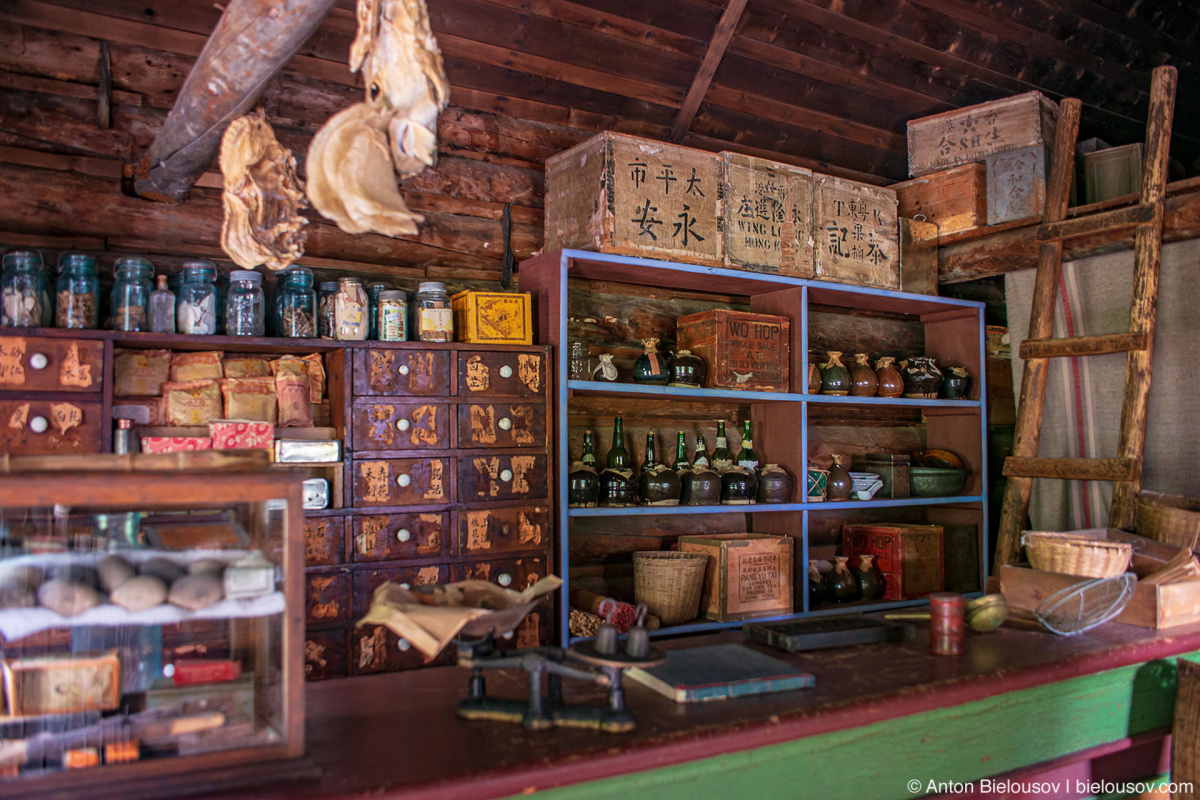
[450, 291, 532, 345]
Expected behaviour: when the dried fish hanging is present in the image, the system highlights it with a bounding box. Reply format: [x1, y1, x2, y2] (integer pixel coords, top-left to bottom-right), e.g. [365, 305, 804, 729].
[306, 0, 449, 237]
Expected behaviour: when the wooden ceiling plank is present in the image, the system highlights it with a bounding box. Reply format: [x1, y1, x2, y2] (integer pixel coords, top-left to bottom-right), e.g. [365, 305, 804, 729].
[685, 133, 892, 185]
[553, 0, 723, 44]
[1036, 0, 1197, 69]
[670, 0, 749, 142]
[0, 70, 142, 108]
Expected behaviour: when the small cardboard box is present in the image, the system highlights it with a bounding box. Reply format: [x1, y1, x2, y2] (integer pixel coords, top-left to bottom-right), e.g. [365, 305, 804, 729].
[843, 523, 944, 601]
[676, 309, 790, 392]
[678, 533, 793, 621]
[450, 290, 532, 345]
[140, 436, 212, 454]
[4, 651, 120, 717]
[544, 132, 723, 266]
[209, 419, 273, 450]
[907, 91, 1059, 177]
[720, 152, 814, 278]
[813, 175, 900, 290]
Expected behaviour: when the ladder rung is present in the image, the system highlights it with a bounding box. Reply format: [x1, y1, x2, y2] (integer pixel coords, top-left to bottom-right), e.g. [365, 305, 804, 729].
[1036, 205, 1156, 243]
[1018, 332, 1148, 359]
[1003, 457, 1137, 481]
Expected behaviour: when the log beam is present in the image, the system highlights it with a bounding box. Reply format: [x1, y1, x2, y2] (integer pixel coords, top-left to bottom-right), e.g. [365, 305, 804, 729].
[132, 0, 339, 202]
[669, 0, 748, 143]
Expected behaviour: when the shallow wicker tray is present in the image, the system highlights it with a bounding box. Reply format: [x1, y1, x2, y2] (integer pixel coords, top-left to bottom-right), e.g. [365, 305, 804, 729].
[1021, 531, 1133, 579]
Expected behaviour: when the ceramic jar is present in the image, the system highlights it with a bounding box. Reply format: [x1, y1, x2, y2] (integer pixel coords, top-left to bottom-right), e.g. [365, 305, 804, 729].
[855, 554, 884, 601]
[639, 464, 681, 506]
[940, 366, 973, 400]
[902, 357, 943, 399]
[807, 355, 823, 394]
[720, 467, 757, 505]
[819, 351, 850, 396]
[681, 466, 721, 505]
[827, 455, 853, 501]
[633, 337, 669, 385]
[849, 353, 878, 397]
[667, 349, 706, 388]
[592, 354, 619, 382]
[806, 468, 829, 502]
[568, 461, 599, 507]
[808, 561, 826, 607]
[874, 357, 904, 398]
[598, 468, 636, 507]
[823, 556, 859, 603]
[756, 464, 793, 504]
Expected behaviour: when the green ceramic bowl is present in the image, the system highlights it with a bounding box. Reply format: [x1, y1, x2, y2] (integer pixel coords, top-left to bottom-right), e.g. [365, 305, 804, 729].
[909, 467, 967, 497]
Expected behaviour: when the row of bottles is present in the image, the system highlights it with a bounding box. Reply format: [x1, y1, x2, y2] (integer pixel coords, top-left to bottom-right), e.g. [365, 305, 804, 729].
[569, 419, 795, 508]
[808, 557, 883, 606]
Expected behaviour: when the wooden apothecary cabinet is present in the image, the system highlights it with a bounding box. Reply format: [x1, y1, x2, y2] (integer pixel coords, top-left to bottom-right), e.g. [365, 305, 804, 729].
[0, 458, 307, 797]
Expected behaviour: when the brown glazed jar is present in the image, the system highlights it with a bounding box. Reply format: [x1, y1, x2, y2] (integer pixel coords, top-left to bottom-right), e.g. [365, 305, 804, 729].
[849, 353, 878, 397]
[902, 357, 944, 399]
[819, 351, 850, 396]
[756, 464, 793, 504]
[807, 355, 823, 394]
[875, 357, 904, 398]
[826, 454, 853, 501]
[681, 466, 721, 505]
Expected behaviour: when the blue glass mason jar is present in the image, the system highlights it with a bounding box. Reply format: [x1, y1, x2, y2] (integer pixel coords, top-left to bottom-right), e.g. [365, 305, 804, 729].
[0, 250, 47, 327]
[176, 261, 218, 335]
[275, 267, 316, 338]
[56, 252, 99, 330]
[111, 256, 155, 332]
[226, 270, 265, 336]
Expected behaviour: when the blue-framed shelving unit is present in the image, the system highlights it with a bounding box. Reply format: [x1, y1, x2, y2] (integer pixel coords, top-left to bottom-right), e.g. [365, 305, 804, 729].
[520, 249, 989, 645]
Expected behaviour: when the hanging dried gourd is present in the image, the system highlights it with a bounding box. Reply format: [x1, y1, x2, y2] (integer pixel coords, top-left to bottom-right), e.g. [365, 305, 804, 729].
[306, 0, 449, 237]
[219, 110, 308, 270]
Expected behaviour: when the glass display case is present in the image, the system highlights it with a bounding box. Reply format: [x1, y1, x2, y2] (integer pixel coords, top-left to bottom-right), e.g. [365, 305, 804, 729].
[0, 455, 305, 794]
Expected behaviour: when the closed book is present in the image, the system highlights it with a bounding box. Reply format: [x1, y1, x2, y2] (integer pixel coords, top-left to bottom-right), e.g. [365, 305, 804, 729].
[625, 643, 813, 703]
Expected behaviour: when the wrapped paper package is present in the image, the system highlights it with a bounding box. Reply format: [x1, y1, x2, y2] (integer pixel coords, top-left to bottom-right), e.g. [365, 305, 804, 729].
[357, 575, 561, 660]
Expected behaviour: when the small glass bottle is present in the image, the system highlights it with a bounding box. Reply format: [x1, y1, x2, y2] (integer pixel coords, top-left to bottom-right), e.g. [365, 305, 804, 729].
[415, 281, 453, 342]
[692, 434, 710, 469]
[149, 275, 176, 333]
[736, 419, 759, 471]
[606, 417, 629, 470]
[55, 252, 99, 330]
[671, 432, 690, 472]
[318, 281, 338, 339]
[377, 290, 408, 341]
[226, 270, 265, 336]
[176, 261, 218, 335]
[276, 267, 316, 338]
[710, 421, 733, 472]
[1, 250, 47, 327]
[334, 277, 368, 341]
[111, 256, 154, 332]
[113, 418, 139, 455]
[568, 341, 591, 382]
[367, 282, 388, 340]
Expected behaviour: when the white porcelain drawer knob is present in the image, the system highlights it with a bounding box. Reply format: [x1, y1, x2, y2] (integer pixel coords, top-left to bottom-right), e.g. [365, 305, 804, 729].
[497, 417, 512, 431]
[502, 630, 514, 640]
[29, 353, 48, 370]
[396, 528, 411, 543]
[497, 573, 513, 587]
[499, 365, 513, 378]
[399, 582, 411, 590]
[397, 637, 411, 651]
[398, 365, 410, 376]
[396, 418, 410, 431]
[395, 474, 411, 488]
[500, 469, 513, 482]
[29, 416, 48, 434]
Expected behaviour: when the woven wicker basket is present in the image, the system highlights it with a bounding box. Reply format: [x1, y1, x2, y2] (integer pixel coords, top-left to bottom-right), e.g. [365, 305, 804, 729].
[1021, 531, 1133, 578]
[1137, 491, 1200, 550]
[633, 551, 708, 626]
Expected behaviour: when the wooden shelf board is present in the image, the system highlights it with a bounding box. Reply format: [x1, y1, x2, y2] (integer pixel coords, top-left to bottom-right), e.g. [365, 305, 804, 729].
[567, 380, 980, 409]
[568, 495, 983, 517]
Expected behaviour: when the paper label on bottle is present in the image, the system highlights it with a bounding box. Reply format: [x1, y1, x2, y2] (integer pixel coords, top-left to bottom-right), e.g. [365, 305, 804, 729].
[693, 455, 709, 467]
[419, 308, 453, 333]
[712, 458, 732, 471]
[738, 459, 759, 470]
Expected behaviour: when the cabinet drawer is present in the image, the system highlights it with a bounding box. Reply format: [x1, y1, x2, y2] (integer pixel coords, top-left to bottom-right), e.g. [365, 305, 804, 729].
[305, 629, 348, 681]
[457, 402, 545, 449]
[459, 506, 549, 556]
[0, 335, 102, 393]
[354, 349, 449, 396]
[352, 564, 449, 618]
[457, 557, 549, 650]
[352, 401, 450, 452]
[0, 399, 103, 455]
[459, 454, 547, 502]
[351, 512, 450, 562]
[457, 352, 545, 398]
[351, 625, 454, 675]
[352, 457, 453, 508]
[306, 572, 350, 625]
[304, 517, 344, 567]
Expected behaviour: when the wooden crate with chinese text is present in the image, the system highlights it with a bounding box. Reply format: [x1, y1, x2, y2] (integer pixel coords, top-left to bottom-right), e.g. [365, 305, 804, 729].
[720, 152, 814, 278]
[676, 309, 790, 393]
[813, 176, 900, 290]
[678, 533, 793, 621]
[907, 91, 1059, 177]
[544, 132, 722, 266]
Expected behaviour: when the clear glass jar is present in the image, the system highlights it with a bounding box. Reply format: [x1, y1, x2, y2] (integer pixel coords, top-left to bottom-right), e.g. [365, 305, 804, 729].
[276, 267, 316, 338]
[333, 277, 368, 341]
[415, 281, 453, 342]
[176, 261, 218, 335]
[1, 250, 46, 327]
[569, 341, 591, 381]
[318, 281, 338, 339]
[367, 282, 388, 341]
[55, 253, 99, 330]
[226, 270, 265, 336]
[111, 256, 154, 332]
[378, 290, 407, 341]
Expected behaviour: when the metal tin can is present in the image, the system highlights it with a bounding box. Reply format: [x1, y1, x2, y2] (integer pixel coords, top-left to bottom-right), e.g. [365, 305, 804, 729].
[378, 290, 408, 342]
[929, 592, 964, 656]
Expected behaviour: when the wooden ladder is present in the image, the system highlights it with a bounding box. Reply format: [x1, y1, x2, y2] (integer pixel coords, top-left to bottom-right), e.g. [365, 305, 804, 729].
[994, 65, 1178, 570]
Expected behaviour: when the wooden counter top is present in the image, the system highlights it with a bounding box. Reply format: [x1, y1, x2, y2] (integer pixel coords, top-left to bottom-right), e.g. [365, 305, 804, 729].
[210, 619, 1200, 800]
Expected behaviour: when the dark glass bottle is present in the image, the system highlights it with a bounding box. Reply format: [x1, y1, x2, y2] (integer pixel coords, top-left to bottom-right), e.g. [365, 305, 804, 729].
[638, 433, 681, 506]
[632, 337, 669, 385]
[855, 554, 885, 601]
[569, 431, 600, 508]
[808, 561, 826, 608]
[710, 421, 733, 472]
[671, 432, 690, 472]
[736, 419, 759, 472]
[823, 557, 859, 602]
[692, 434, 710, 469]
[606, 417, 629, 469]
[599, 417, 635, 507]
